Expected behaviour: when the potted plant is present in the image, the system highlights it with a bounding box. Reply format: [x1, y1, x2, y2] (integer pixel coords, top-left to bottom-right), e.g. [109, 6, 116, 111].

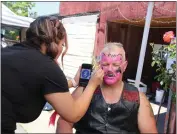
[150, 31, 176, 103]
[150, 31, 176, 124]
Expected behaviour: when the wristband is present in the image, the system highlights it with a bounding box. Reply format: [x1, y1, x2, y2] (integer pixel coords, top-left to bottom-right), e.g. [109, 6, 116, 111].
[71, 78, 78, 88]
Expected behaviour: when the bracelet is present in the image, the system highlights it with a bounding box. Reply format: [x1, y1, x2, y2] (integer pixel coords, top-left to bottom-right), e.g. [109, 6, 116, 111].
[71, 78, 78, 88]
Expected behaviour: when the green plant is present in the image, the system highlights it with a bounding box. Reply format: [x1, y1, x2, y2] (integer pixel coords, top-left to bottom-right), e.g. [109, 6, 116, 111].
[151, 31, 176, 92]
[2, 2, 35, 17]
[151, 31, 176, 123]
[2, 2, 36, 41]
[172, 91, 176, 102]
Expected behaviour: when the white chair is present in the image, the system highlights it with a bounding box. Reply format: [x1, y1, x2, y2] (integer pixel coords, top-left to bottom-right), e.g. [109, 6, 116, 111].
[127, 79, 147, 94]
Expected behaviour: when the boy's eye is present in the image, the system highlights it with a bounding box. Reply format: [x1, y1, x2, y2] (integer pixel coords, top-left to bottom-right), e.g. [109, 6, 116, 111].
[113, 64, 120, 67]
[102, 63, 109, 66]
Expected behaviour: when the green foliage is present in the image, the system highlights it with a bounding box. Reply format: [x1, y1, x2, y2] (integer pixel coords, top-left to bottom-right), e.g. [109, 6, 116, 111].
[150, 38, 176, 91]
[2, 2, 36, 40]
[2, 2, 35, 17]
[172, 93, 176, 102]
[4, 28, 20, 41]
[29, 11, 38, 19]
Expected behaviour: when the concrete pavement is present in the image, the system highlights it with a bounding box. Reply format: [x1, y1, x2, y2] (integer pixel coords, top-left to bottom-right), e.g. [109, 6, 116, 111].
[15, 88, 76, 133]
[15, 123, 27, 133]
[17, 111, 57, 133]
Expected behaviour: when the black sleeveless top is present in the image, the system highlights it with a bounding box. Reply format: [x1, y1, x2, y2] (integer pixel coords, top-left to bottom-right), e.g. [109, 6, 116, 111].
[74, 82, 140, 134]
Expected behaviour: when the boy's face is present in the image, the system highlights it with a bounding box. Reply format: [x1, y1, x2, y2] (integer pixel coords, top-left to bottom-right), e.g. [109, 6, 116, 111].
[100, 48, 127, 85]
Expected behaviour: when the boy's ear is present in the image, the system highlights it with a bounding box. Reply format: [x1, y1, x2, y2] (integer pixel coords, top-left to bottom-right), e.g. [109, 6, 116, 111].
[122, 61, 128, 72]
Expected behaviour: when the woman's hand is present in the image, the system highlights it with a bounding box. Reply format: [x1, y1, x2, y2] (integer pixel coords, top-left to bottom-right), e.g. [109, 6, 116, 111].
[88, 66, 104, 88]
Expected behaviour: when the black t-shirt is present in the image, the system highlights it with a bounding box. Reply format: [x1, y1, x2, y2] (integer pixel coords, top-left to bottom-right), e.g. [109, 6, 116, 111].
[2, 43, 69, 125]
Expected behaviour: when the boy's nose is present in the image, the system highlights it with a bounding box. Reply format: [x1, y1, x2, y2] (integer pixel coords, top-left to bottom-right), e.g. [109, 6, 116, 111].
[108, 65, 113, 70]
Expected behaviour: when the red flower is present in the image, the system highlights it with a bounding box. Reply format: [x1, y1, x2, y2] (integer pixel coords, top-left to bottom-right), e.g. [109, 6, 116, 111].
[163, 31, 175, 43]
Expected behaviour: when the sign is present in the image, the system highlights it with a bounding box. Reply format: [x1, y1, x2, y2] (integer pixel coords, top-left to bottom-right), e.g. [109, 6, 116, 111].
[153, 44, 168, 60]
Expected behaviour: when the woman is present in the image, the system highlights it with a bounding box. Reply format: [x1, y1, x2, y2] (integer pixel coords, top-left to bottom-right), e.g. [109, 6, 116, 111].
[2, 16, 104, 134]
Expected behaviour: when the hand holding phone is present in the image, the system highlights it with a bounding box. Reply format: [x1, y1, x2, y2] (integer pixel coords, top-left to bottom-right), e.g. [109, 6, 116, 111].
[79, 64, 93, 87]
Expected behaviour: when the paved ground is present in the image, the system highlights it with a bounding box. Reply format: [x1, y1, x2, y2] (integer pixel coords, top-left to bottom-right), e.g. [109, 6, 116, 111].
[15, 124, 27, 133]
[15, 88, 76, 133]
[15, 101, 167, 133]
[16, 111, 57, 133]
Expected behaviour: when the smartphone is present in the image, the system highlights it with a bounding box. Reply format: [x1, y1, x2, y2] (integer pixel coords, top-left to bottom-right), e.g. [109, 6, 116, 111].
[79, 63, 93, 87]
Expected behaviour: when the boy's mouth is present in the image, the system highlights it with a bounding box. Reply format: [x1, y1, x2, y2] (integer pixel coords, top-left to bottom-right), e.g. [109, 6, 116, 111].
[105, 71, 115, 77]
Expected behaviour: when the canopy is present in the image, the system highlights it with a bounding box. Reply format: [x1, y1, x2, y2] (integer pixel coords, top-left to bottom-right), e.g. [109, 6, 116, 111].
[1, 3, 34, 28]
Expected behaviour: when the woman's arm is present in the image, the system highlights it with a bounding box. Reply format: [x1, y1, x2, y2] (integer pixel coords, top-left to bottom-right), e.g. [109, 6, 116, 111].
[56, 87, 84, 133]
[45, 68, 104, 123]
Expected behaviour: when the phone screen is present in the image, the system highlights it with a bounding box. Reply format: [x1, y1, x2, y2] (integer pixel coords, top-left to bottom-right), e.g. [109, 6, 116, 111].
[79, 64, 93, 87]
[80, 69, 91, 80]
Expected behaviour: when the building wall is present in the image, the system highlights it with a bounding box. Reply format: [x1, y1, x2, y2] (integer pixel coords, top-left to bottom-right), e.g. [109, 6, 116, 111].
[60, 2, 101, 16]
[59, 2, 176, 83]
[60, 2, 176, 56]
[60, 15, 98, 78]
[60, 2, 176, 19]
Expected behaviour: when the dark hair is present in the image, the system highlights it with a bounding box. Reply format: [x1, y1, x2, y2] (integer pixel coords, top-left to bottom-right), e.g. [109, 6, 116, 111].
[25, 16, 68, 65]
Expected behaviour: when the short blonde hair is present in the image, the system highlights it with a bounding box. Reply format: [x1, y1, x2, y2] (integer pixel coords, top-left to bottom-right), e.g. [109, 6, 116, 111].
[105, 42, 123, 48]
[100, 42, 126, 61]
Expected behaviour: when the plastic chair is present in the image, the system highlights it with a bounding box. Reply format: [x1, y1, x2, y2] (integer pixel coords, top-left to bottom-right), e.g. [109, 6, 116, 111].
[127, 79, 147, 94]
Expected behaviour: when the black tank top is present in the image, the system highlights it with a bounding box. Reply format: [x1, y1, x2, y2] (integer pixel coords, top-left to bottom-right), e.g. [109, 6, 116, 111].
[74, 82, 140, 134]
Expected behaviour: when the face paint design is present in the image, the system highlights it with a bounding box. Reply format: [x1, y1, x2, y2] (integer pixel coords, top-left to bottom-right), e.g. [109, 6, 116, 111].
[101, 53, 124, 85]
[116, 67, 122, 74]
